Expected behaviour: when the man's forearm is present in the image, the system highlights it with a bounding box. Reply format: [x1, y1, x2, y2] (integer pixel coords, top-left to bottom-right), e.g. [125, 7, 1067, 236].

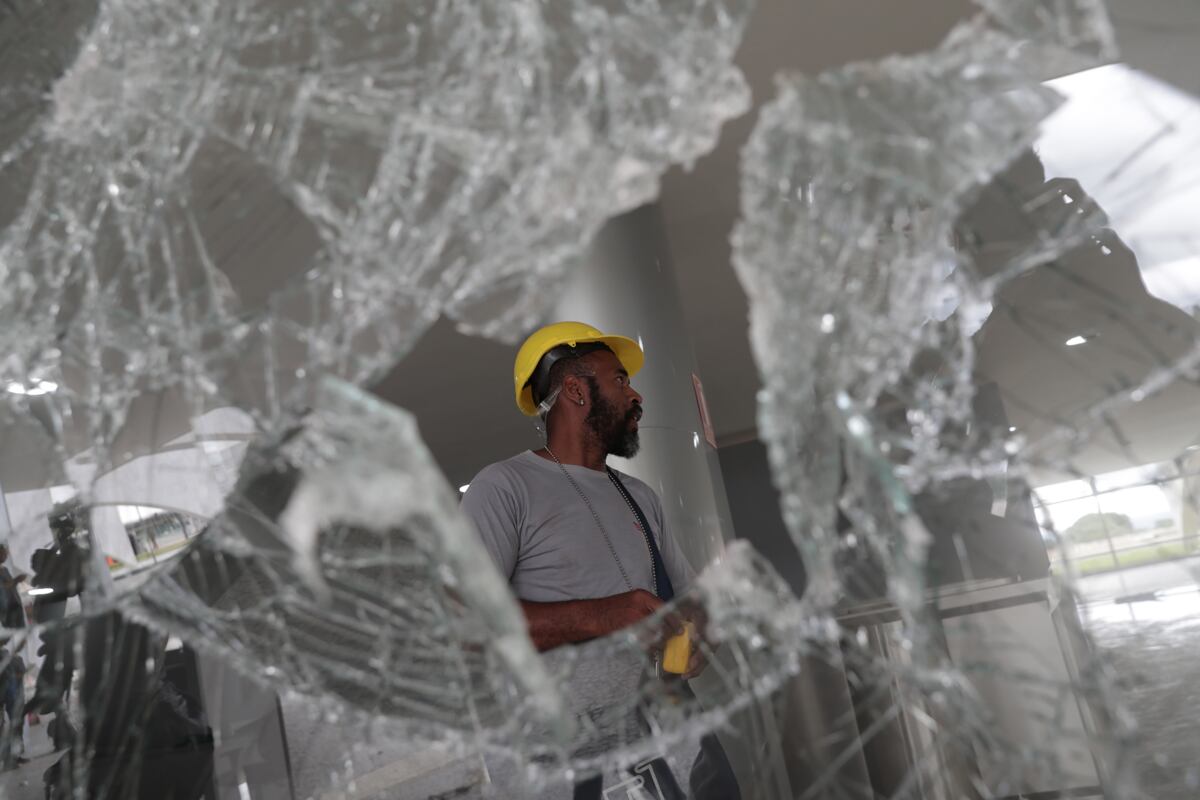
[520, 588, 663, 652]
[520, 599, 604, 651]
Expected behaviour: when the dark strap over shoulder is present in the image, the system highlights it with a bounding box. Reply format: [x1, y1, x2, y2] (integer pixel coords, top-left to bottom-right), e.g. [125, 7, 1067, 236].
[606, 469, 675, 602]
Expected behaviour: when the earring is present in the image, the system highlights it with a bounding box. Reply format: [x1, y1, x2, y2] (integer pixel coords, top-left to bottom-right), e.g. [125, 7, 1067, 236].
[578, 399, 585, 406]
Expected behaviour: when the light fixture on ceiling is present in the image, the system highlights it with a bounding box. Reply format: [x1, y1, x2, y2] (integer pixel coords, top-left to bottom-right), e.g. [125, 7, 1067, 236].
[458, 484, 470, 494]
[6, 378, 59, 396]
[27, 587, 54, 596]
[1064, 335, 1089, 347]
[1009, 426, 1018, 433]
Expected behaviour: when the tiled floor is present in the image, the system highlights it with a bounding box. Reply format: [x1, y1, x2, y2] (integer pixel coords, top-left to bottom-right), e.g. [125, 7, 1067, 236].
[0, 716, 60, 799]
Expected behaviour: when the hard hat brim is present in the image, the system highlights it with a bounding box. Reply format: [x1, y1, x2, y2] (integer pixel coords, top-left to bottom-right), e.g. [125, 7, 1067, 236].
[517, 333, 644, 416]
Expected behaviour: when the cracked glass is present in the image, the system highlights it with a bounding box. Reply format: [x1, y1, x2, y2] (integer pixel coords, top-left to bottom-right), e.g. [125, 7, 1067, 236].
[1, 0, 1199, 797]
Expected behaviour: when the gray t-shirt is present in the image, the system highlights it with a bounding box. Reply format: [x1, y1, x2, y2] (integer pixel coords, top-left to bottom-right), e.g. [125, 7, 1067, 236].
[463, 451, 696, 793]
[461, 450, 694, 602]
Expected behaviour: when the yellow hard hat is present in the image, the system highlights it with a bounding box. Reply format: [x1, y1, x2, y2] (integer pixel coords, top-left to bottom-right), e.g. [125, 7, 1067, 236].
[514, 321, 644, 415]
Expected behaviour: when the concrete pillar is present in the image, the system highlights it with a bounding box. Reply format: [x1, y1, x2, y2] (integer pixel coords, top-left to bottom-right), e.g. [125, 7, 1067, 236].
[553, 204, 736, 571]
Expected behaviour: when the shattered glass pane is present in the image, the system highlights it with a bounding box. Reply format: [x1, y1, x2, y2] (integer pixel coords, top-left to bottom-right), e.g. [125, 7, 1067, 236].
[3, 0, 1200, 796]
[1, 0, 756, 794]
[134, 379, 566, 736]
[1, 0, 752, 454]
[733, 0, 1200, 798]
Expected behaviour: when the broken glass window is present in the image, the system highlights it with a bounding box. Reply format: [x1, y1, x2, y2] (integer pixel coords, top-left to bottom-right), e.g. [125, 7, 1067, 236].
[733, 0, 1200, 797]
[2, 0, 1200, 796]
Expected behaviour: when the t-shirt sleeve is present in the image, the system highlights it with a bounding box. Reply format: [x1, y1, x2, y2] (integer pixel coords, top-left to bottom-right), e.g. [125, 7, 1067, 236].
[460, 466, 523, 582]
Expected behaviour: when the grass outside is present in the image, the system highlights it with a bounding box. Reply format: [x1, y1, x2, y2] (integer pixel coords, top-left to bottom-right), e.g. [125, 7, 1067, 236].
[134, 538, 191, 563]
[1061, 538, 1200, 577]
[105, 537, 195, 571]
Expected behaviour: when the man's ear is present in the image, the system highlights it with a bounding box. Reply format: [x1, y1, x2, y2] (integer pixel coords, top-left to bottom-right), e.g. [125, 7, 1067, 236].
[562, 373, 587, 407]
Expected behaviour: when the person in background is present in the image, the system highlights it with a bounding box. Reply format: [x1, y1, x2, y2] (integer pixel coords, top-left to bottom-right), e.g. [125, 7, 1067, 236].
[0, 646, 27, 769]
[0, 546, 29, 769]
[0, 545, 27, 632]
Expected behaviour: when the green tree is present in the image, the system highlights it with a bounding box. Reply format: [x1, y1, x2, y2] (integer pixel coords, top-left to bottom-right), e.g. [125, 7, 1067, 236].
[1064, 511, 1134, 543]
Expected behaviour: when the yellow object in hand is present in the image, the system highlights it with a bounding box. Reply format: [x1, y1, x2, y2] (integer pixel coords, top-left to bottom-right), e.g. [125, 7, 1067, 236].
[662, 623, 693, 675]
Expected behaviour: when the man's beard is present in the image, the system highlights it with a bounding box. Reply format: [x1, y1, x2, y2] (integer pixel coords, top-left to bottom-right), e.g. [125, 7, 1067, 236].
[585, 378, 640, 458]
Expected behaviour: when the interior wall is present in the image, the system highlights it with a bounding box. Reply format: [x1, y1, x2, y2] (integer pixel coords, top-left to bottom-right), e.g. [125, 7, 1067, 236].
[717, 438, 806, 596]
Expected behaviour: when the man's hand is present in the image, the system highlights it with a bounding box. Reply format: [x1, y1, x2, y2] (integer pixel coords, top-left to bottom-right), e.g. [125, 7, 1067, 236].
[670, 599, 711, 680]
[596, 588, 664, 636]
[681, 635, 708, 680]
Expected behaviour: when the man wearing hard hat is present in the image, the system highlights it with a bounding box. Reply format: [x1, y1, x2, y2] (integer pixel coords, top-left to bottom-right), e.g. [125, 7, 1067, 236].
[461, 321, 716, 798]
